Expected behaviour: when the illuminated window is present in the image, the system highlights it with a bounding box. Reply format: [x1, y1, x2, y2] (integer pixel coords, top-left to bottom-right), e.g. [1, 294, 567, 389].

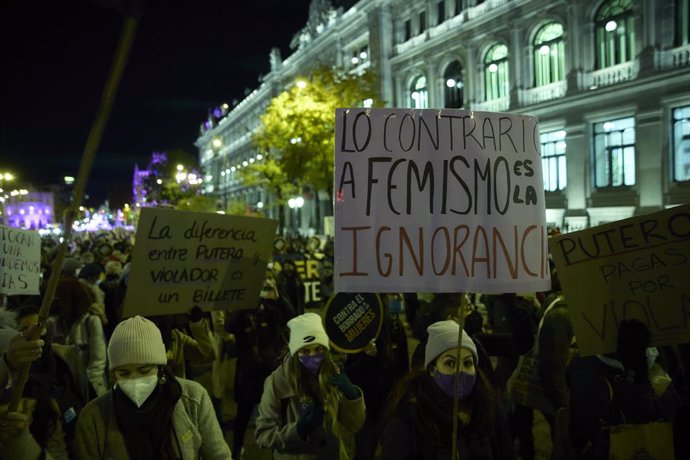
[534, 23, 565, 86]
[541, 130, 567, 191]
[677, 0, 690, 46]
[410, 75, 429, 109]
[595, 0, 635, 69]
[443, 61, 464, 108]
[484, 44, 509, 101]
[593, 117, 635, 187]
[672, 105, 690, 182]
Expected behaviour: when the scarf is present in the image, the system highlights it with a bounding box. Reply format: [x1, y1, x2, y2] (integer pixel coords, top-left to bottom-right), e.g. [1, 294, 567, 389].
[114, 376, 182, 460]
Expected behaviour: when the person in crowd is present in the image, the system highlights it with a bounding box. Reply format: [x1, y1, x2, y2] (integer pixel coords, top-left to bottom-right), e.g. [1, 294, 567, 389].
[74, 315, 231, 459]
[7, 297, 82, 459]
[151, 306, 217, 381]
[566, 319, 668, 459]
[255, 312, 365, 459]
[47, 273, 108, 402]
[100, 260, 123, 339]
[225, 272, 293, 458]
[276, 259, 305, 316]
[0, 322, 46, 460]
[345, 293, 409, 460]
[78, 262, 108, 327]
[379, 320, 513, 460]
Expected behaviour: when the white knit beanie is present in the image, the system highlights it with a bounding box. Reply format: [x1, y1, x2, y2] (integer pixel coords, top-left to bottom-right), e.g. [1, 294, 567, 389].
[287, 313, 330, 356]
[424, 320, 478, 369]
[107, 316, 168, 370]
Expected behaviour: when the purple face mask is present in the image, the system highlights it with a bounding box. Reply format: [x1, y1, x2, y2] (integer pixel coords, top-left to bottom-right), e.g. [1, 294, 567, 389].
[433, 371, 476, 401]
[299, 353, 324, 375]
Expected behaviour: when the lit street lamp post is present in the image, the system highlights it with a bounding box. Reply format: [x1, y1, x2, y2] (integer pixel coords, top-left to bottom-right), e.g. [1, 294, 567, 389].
[288, 196, 304, 236]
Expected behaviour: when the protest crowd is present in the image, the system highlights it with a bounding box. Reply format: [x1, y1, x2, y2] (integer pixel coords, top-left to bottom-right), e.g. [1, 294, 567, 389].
[1, 226, 689, 460]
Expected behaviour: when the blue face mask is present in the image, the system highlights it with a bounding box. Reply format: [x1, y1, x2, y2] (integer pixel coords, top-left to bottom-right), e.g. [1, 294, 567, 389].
[299, 353, 324, 375]
[433, 371, 476, 401]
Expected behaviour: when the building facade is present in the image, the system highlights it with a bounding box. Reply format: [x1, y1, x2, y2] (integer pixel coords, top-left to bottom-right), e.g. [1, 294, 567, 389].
[197, 0, 690, 233]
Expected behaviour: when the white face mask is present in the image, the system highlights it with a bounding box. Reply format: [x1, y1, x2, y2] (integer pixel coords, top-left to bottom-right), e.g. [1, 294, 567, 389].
[117, 374, 159, 408]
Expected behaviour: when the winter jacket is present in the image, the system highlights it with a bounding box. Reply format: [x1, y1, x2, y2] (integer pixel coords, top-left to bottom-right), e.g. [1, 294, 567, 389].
[167, 318, 217, 380]
[537, 296, 574, 410]
[566, 354, 663, 459]
[47, 313, 108, 400]
[73, 377, 231, 460]
[254, 359, 366, 460]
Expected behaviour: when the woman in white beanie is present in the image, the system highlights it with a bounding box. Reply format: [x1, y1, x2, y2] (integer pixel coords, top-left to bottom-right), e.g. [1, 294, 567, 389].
[73, 316, 231, 460]
[379, 319, 513, 460]
[254, 312, 365, 459]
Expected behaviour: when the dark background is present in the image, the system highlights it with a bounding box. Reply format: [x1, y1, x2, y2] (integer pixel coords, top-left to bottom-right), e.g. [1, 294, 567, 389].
[0, 0, 315, 206]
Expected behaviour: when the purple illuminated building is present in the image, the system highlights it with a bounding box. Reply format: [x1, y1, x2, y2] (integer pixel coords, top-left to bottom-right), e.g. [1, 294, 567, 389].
[4, 192, 54, 229]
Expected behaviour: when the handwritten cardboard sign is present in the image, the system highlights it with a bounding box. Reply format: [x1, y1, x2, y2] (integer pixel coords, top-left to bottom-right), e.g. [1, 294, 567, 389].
[549, 204, 690, 356]
[0, 225, 41, 295]
[123, 208, 278, 317]
[324, 292, 383, 353]
[334, 108, 550, 294]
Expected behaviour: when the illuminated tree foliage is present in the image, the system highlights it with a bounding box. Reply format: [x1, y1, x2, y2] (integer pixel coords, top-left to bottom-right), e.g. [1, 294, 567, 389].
[245, 66, 383, 229]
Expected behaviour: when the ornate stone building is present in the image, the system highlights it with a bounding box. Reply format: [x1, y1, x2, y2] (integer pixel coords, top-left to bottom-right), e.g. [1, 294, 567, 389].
[197, 0, 690, 233]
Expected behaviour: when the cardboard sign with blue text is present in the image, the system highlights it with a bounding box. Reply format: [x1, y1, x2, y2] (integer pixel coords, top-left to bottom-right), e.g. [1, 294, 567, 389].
[334, 108, 550, 294]
[0, 225, 41, 295]
[549, 204, 690, 356]
[123, 208, 278, 317]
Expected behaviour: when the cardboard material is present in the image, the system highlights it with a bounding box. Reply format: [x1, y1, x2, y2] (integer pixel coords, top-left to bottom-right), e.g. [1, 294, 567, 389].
[123, 208, 278, 317]
[334, 108, 550, 293]
[549, 204, 690, 355]
[0, 225, 41, 295]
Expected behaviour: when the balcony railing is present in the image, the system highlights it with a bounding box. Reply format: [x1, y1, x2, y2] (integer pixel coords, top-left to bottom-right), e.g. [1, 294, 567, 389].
[520, 80, 567, 105]
[467, 0, 510, 20]
[671, 44, 690, 68]
[586, 61, 639, 89]
[471, 96, 510, 113]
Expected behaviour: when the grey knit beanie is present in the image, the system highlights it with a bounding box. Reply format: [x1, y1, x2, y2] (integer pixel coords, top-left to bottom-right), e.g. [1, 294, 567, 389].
[107, 316, 168, 370]
[424, 320, 478, 369]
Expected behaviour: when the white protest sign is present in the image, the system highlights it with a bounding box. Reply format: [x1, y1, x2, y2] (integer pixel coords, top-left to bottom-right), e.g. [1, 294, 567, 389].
[334, 108, 550, 294]
[0, 225, 41, 295]
[123, 208, 278, 317]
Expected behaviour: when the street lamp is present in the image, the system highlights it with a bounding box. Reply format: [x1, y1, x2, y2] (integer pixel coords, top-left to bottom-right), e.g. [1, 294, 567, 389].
[288, 196, 304, 235]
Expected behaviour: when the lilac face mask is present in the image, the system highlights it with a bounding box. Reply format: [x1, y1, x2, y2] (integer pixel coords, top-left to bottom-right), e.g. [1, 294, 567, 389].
[433, 371, 476, 401]
[299, 353, 324, 375]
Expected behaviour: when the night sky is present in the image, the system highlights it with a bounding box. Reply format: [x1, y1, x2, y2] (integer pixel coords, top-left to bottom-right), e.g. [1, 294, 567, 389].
[0, 0, 313, 206]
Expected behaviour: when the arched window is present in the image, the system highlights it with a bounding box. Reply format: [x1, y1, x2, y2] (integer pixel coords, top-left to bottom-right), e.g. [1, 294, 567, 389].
[443, 61, 464, 108]
[484, 44, 509, 101]
[595, 0, 635, 69]
[534, 22, 565, 86]
[410, 75, 429, 108]
[677, 0, 690, 46]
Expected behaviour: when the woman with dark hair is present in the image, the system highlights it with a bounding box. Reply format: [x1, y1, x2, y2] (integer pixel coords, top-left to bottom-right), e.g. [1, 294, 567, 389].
[254, 312, 365, 459]
[74, 316, 230, 459]
[47, 277, 108, 402]
[379, 320, 514, 460]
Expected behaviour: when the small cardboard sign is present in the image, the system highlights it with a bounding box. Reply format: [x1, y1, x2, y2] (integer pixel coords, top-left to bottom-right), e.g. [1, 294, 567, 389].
[0, 225, 41, 295]
[334, 108, 550, 294]
[123, 208, 278, 317]
[324, 292, 383, 353]
[549, 204, 690, 355]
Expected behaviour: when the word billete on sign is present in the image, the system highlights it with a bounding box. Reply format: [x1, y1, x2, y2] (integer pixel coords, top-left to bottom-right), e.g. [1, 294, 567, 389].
[123, 208, 278, 317]
[334, 108, 550, 294]
[0, 225, 41, 295]
[324, 292, 383, 353]
[550, 204, 690, 356]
